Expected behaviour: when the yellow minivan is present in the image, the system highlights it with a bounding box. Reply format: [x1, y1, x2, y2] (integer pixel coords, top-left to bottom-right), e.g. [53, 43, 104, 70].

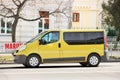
[13, 30, 107, 67]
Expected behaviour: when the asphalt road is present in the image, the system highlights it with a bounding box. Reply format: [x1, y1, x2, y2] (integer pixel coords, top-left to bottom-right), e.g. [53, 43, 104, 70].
[0, 63, 120, 80]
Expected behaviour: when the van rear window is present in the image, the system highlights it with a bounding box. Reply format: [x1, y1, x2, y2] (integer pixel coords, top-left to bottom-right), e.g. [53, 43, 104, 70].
[63, 32, 104, 45]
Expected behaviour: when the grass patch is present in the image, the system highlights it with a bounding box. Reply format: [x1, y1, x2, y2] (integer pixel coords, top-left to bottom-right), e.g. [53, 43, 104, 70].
[0, 54, 14, 63]
[109, 56, 120, 60]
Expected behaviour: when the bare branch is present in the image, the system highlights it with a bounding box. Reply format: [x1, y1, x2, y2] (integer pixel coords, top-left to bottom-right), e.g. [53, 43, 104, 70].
[57, 1, 63, 10]
[19, 9, 64, 21]
[62, 12, 69, 18]
[17, 0, 21, 4]
[12, 0, 21, 6]
[51, 0, 70, 18]
[20, 0, 28, 7]
[62, 5, 69, 12]
[17, 0, 28, 14]
[0, 0, 3, 4]
[0, 3, 15, 15]
[19, 16, 42, 21]
[12, 0, 18, 6]
[0, 13, 14, 18]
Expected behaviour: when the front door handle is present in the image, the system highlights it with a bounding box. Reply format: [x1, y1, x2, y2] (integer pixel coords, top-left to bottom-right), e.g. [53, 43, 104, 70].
[58, 43, 61, 48]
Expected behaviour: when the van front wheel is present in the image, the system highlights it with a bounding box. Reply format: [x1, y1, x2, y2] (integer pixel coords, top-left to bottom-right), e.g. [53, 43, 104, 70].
[88, 54, 100, 67]
[26, 55, 40, 68]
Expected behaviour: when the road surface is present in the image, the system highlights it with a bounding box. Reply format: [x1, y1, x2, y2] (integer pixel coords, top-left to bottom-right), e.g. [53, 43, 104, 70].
[0, 63, 120, 80]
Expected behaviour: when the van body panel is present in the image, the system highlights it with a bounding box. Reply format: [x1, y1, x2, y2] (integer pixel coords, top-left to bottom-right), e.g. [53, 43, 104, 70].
[38, 41, 61, 62]
[13, 29, 106, 66]
[60, 31, 104, 62]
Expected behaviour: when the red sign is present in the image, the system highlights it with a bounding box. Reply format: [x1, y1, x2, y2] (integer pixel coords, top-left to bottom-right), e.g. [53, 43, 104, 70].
[5, 43, 23, 49]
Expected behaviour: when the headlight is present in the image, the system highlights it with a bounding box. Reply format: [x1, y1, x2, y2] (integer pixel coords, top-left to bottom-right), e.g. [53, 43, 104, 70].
[19, 45, 26, 52]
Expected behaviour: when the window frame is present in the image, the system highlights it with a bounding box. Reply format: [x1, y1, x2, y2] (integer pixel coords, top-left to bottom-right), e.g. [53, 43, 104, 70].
[72, 13, 80, 22]
[63, 32, 104, 45]
[0, 18, 12, 35]
[41, 31, 60, 44]
[38, 11, 49, 33]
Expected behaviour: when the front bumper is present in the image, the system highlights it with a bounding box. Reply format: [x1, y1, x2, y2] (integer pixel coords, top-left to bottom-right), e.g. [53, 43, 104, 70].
[14, 55, 27, 64]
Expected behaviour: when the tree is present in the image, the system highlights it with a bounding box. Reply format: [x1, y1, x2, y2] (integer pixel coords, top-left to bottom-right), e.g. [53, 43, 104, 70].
[0, 0, 72, 42]
[102, 0, 120, 41]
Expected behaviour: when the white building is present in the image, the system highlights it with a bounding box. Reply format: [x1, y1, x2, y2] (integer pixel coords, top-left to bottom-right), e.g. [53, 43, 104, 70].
[0, 0, 72, 42]
[0, 0, 103, 53]
[72, 0, 103, 29]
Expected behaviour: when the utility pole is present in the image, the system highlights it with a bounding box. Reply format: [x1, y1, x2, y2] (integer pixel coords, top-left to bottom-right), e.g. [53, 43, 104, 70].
[68, 0, 73, 29]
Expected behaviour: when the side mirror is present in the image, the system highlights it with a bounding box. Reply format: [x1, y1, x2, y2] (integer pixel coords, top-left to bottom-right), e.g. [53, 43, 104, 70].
[39, 39, 46, 45]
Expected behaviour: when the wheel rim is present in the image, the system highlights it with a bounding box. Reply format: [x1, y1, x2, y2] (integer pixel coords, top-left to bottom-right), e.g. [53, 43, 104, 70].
[89, 56, 99, 66]
[29, 57, 39, 67]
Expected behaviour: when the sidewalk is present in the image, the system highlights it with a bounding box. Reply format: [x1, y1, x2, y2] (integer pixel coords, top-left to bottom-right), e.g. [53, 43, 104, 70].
[106, 50, 120, 61]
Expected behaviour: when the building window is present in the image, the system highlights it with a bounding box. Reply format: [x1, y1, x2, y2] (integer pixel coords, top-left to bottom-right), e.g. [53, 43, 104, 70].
[38, 11, 49, 33]
[7, 22, 12, 33]
[72, 13, 80, 22]
[38, 21, 42, 33]
[0, 18, 12, 34]
[1, 18, 5, 33]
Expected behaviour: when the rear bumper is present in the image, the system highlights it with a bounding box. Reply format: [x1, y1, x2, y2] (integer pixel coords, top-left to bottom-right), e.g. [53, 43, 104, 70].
[14, 55, 27, 64]
[101, 50, 108, 62]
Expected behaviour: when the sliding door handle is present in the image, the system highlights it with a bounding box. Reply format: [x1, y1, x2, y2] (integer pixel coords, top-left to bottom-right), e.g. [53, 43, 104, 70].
[58, 43, 61, 48]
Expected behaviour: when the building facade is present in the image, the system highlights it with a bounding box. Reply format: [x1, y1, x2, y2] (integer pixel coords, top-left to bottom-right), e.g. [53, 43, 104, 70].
[0, 0, 71, 42]
[72, 0, 102, 29]
[0, 0, 103, 53]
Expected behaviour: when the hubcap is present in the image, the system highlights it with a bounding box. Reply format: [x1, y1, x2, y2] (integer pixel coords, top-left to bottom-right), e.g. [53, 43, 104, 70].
[89, 56, 99, 65]
[29, 57, 39, 67]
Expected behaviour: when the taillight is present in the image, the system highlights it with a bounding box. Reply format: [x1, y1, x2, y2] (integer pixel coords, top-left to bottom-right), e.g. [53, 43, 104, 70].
[105, 37, 108, 49]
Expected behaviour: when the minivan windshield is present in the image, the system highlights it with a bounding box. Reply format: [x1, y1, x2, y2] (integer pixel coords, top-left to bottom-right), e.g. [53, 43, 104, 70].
[25, 31, 47, 44]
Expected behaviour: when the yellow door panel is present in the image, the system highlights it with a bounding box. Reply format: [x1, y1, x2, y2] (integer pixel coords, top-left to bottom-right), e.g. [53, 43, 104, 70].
[38, 31, 61, 62]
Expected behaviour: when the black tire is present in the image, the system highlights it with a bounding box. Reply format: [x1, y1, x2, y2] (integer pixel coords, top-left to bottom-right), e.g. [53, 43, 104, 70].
[26, 55, 40, 68]
[87, 54, 100, 67]
[80, 62, 88, 67]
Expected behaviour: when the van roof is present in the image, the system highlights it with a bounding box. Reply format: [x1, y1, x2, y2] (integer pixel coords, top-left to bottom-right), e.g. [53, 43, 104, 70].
[46, 29, 105, 32]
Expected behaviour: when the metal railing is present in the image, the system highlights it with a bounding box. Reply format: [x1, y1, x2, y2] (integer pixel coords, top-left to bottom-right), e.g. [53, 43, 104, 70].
[107, 36, 120, 60]
[108, 42, 120, 51]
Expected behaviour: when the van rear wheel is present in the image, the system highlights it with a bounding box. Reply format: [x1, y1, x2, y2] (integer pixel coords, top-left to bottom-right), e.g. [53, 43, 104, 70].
[88, 54, 100, 67]
[26, 55, 40, 68]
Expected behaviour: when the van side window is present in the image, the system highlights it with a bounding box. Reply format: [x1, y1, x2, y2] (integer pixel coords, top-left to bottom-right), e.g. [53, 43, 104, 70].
[41, 31, 59, 44]
[63, 32, 104, 45]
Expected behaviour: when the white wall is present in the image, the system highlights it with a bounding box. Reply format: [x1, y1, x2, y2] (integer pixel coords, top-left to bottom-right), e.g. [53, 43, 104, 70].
[14, 0, 71, 42]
